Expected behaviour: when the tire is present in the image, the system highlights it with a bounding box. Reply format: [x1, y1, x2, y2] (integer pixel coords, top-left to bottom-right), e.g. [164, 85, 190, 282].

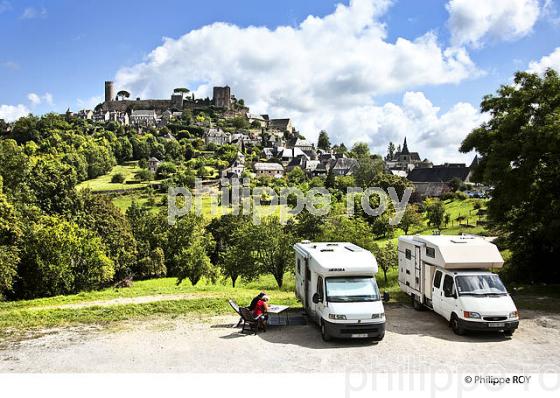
[412, 295, 423, 311]
[451, 314, 466, 336]
[504, 329, 515, 337]
[321, 321, 332, 342]
[373, 332, 385, 342]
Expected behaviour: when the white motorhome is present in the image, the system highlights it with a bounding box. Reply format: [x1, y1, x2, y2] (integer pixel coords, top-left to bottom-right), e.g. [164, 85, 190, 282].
[294, 242, 388, 341]
[398, 235, 519, 336]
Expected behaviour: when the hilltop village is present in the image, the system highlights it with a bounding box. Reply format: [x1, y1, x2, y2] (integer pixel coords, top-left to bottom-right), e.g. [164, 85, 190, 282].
[58, 80, 481, 197]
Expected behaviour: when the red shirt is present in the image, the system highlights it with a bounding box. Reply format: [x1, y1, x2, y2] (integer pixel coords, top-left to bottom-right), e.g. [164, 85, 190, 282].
[253, 300, 266, 317]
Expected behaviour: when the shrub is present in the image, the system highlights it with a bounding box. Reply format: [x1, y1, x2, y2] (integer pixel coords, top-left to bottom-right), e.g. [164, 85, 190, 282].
[111, 172, 126, 183]
[135, 169, 154, 182]
[454, 191, 468, 200]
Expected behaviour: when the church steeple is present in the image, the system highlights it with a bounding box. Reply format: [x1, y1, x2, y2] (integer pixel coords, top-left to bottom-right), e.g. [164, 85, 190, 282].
[401, 137, 410, 155]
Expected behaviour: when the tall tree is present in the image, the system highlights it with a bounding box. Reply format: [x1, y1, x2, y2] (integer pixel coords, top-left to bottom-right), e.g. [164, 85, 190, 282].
[248, 216, 296, 288]
[387, 142, 395, 160]
[399, 204, 423, 234]
[372, 241, 397, 286]
[460, 70, 560, 282]
[425, 199, 446, 229]
[317, 130, 331, 150]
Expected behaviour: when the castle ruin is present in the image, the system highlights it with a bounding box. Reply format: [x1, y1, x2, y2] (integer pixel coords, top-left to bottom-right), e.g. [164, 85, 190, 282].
[98, 81, 241, 114]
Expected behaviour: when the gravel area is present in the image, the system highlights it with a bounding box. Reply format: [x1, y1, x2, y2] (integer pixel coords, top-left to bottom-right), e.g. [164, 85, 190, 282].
[1, 304, 559, 373]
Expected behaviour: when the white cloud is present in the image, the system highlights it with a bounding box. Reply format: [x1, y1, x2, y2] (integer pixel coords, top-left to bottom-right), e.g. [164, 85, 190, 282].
[20, 6, 47, 20]
[446, 0, 541, 47]
[294, 91, 487, 164]
[528, 47, 560, 73]
[115, 0, 476, 103]
[27, 92, 54, 106]
[0, 104, 29, 122]
[113, 0, 482, 162]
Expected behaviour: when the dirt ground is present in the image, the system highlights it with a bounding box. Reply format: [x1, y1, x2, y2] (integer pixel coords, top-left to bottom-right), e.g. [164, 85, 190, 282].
[1, 304, 559, 373]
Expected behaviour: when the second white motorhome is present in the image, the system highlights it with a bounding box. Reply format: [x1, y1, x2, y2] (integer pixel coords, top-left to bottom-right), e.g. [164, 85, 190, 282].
[398, 234, 519, 336]
[294, 242, 388, 341]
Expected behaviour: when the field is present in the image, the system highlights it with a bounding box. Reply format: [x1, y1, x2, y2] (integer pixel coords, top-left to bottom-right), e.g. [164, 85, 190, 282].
[0, 275, 298, 333]
[77, 162, 154, 192]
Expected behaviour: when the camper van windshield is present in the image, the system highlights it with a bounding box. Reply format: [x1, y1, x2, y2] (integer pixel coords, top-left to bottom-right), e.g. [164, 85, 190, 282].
[325, 277, 380, 302]
[455, 274, 507, 296]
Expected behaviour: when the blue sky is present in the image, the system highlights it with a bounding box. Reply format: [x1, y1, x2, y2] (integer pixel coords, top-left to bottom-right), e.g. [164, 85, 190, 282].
[1, 0, 559, 161]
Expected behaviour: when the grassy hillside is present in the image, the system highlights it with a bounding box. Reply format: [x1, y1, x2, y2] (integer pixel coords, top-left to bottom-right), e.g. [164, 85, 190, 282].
[77, 162, 154, 192]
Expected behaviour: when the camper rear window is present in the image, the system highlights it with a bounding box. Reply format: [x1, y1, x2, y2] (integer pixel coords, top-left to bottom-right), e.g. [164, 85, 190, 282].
[426, 247, 435, 258]
[405, 249, 411, 259]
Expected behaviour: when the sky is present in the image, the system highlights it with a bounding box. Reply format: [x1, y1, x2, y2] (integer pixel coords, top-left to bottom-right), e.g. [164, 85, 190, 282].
[1, 0, 559, 163]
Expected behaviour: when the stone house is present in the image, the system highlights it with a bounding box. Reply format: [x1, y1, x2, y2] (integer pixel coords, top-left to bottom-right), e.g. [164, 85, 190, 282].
[130, 110, 157, 127]
[204, 128, 231, 146]
[253, 162, 285, 178]
[148, 157, 161, 173]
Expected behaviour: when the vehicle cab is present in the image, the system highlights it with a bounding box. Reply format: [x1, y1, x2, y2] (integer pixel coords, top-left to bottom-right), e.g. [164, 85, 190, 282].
[432, 268, 519, 335]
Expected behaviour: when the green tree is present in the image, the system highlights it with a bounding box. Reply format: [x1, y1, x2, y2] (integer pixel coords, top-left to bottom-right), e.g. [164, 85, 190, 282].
[0, 179, 22, 297]
[29, 156, 78, 215]
[372, 241, 397, 286]
[387, 142, 396, 160]
[75, 191, 137, 280]
[460, 70, 560, 282]
[287, 166, 306, 184]
[350, 142, 370, 158]
[18, 216, 114, 298]
[353, 156, 383, 188]
[317, 130, 331, 150]
[248, 216, 296, 288]
[399, 204, 423, 234]
[426, 199, 446, 229]
[174, 221, 215, 286]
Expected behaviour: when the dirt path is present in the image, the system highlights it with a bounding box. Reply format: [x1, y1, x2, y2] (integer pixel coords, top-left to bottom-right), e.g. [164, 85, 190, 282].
[1, 305, 559, 373]
[38, 293, 218, 310]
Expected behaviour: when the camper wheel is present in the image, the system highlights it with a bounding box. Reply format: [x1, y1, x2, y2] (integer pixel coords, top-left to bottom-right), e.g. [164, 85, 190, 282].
[450, 313, 465, 336]
[321, 321, 332, 342]
[411, 295, 423, 311]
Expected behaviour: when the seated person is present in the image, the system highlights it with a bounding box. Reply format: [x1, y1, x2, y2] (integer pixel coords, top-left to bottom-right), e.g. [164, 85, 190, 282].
[252, 294, 269, 331]
[249, 292, 265, 311]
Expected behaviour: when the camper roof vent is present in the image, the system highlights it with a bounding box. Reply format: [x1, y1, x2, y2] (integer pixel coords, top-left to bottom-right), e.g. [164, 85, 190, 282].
[326, 243, 339, 246]
[451, 239, 468, 244]
[320, 249, 335, 252]
[344, 244, 363, 252]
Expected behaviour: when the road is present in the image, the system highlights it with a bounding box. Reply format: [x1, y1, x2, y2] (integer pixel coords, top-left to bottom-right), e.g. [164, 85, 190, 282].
[1, 304, 559, 373]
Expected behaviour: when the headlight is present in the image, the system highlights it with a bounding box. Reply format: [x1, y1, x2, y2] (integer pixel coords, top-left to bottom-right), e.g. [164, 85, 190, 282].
[509, 311, 519, 319]
[371, 313, 385, 320]
[328, 314, 347, 320]
[463, 311, 481, 319]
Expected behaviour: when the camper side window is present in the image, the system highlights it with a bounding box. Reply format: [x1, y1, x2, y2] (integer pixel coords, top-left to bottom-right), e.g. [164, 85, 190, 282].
[317, 276, 324, 299]
[405, 249, 411, 260]
[433, 270, 443, 288]
[426, 247, 435, 258]
[297, 259, 301, 274]
[442, 275, 454, 295]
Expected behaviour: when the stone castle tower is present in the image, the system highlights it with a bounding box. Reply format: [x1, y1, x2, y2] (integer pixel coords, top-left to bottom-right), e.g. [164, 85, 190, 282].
[212, 86, 231, 109]
[105, 81, 115, 102]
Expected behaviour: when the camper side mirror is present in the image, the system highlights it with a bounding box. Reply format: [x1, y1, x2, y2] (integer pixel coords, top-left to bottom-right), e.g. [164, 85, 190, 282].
[444, 288, 456, 298]
[383, 292, 390, 302]
[312, 293, 322, 304]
